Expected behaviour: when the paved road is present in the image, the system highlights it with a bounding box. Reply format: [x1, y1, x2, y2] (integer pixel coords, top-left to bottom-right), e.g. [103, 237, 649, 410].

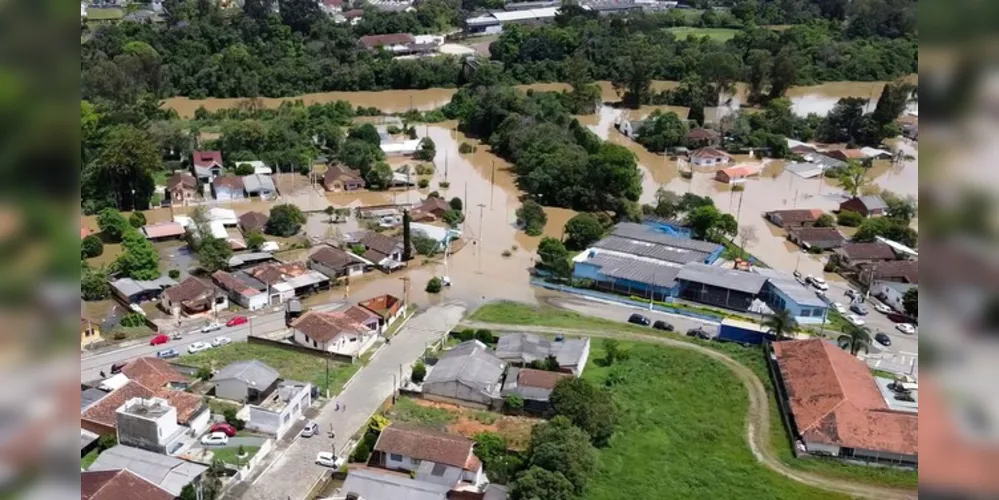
[80, 303, 345, 382]
[461, 319, 917, 500]
[235, 302, 467, 500]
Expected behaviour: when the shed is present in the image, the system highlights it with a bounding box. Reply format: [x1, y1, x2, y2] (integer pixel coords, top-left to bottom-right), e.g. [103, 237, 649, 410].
[839, 196, 888, 217]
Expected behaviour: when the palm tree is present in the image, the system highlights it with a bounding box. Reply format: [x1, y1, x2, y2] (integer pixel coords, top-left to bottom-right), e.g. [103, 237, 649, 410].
[841, 324, 873, 355]
[764, 308, 798, 340]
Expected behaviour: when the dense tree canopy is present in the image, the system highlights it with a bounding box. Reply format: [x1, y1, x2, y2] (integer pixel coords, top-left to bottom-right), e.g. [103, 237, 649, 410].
[549, 377, 617, 447]
[266, 204, 307, 237]
[562, 213, 606, 251]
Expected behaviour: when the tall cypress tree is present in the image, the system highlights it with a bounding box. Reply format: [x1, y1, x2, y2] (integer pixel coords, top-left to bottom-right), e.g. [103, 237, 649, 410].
[402, 210, 412, 261]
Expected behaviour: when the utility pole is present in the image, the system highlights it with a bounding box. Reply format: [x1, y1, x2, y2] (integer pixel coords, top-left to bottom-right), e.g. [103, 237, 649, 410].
[398, 276, 411, 310]
[736, 189, 745, 221]
[490, 161, 496, 210]
[476, 203, 486, 274]
[444, 153, 449, 183]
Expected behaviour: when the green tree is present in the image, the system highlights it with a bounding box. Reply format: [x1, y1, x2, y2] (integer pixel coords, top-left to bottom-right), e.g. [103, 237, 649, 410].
[234, 163, 256, 176]
[699, 51, 742, 102]
[837, 210, 864, 227]
[635, 110, 688, 153]
[769, 49, 798, 99]
[745, 49, 772, 101]
[537, 236, 570, 270]
[685, 205, 737, 242]
[510, 467, 575, 500]
[411, 360, 427, 383]
[245, 231, 266, 251]
[516, 200, 548, 236]
[128, 212, 147, 228]
[549, 378, 616, 447]
[339, 139, 384, 175]
[82, 265, 111, 300]
[841, 323, 872, 355]
[279, 0, 323, 32]
[85, 126, 159, 211]
[348, 124, 382, 147]
[566, 52, 601, 114]
[426, 277, 443, 293]
[198, 237, 234, 273]
[611, 38, 655, 108]
[116, 229, 160, 280]
[97, 208, 129, 243]
[504, 394, 525, 412]
[415, 136, 436, 161]
[764, 308, 798, 340]
[365, 163, 395, 191]
[853, 217, 918, 248]
[563, 213, 605, 251]
[266, 204, 307, 237]
[120, 312, 146, 327]
[871, 81, 916, 126]
[837, 161, 870, 198]
[881, 190, 917, 224]
[449, 197, 463, 211]
[902, 287, 917, 317]
[602, 338, 621, 366]
[82, 234, 104, 259]
[814, 213, 836, 228]
[525, 416, 597, 495]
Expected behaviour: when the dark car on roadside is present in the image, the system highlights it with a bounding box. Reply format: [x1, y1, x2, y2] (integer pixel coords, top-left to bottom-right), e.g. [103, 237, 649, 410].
[652, 320, 674, 332]
[874, 332, 891, 346]
[850, 303, 869, 315]
[687, 327, 711, 340]
[156, 348, 179, 359]
[627, 313, 651, 326]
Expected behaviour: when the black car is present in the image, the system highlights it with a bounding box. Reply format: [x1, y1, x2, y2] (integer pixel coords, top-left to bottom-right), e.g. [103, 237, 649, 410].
[627, 313, 651, 326]
[686, 327, 711, 340]
[874, 332, 891, 346]
[652, 320, 674, 331]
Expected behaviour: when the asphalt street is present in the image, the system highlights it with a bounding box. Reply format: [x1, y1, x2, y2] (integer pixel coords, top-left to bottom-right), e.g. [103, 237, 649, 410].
[236, 302, 467, 500]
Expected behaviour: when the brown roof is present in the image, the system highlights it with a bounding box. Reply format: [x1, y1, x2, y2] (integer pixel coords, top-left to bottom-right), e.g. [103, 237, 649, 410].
[310, 246, 356, 270]
[415, 197, 449, 216]
[343, 305, 379, 325]
[121, 357, 188, 389]
[516, 368, 572, 390]
[212, 175, 244, 191]
[239, 211, 269, 233]
[247, 261, 309, 285]
[360, 231, 403, 257]
[212, 270, 260, 297]
[766, 209, 824, 226]
[82, 469, 173, 500]
[291, 310, 368, 343]
[690, 146, 731, 160]
[82, 381, 153, 429]
[837, 242, 897, 261]
[193, 150, 222, 168]
[163, 277, 216, 304]
[773, 340, 917, 456]
[359, 33, 415, 49]
[686, 127, 719, 141]
[141, 222, 186, 239]
[323, 164, 365, 187]
[374, 424, 475, 469]
[359, 294, 403, 320]
[858, 260, 918, 284]
[154, 388, 205, 424]
[789, 227, 845, 244]
[166, 173, 197, 191]
[831, 148, 866, 159]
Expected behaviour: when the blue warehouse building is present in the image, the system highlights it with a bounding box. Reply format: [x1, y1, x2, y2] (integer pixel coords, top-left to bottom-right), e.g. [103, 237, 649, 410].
[751, 268, 829, 325]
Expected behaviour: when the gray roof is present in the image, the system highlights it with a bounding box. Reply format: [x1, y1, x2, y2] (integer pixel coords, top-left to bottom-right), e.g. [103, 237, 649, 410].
[193, 164, 217, 178]
[81, 429, 99, 451]
[677, 262, 768, 294]
[88, 445, 207, 496]
[805, 154, 846, 169]
[213, 360, 280, 389]
[341, 466, 452, 500]
[484, 484, 510, 500]
[858, 195, 888, 211]
[611, 223, 721, 253]
[752, 268, 827, 308]
[593, 235, 709, 264]
[424, 341, 505, 396]
[583, 252, 682, 288]
[109, 277, 178, 298]
[81, 388, 109, 411]
[228, 252, 273, 267]
[234, 271, 268, 291]
[494, 333, 589, 369]
[241, 174, 276, 193]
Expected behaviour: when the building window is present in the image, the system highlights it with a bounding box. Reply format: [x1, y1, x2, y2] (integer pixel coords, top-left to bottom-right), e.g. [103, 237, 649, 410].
[431, 463, 448, 477]
[390, 453, 403, 462]
[801, 308, 811, 317]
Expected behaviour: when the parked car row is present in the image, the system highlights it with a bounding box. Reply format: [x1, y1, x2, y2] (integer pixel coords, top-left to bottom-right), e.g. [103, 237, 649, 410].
[627, 313, 675, 332]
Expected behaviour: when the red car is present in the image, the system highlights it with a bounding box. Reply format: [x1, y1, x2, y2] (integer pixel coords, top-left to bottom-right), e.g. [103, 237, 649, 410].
[149, 334, 169, 346]
[226, 316, 248, 327]
[210, 422, 237, 437]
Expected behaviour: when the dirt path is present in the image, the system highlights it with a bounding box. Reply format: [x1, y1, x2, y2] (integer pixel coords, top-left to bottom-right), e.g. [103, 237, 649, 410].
[460, 320, 918, 500]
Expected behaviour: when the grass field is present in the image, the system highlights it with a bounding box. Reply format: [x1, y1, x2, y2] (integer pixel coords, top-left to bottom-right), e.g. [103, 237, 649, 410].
[182, 342, 360, 394]
[468, 301, 655, 336]
[81, 449, 100, 470]
[384, 398, 537, 450]
[666, 27, 740, 42]
[213, 445, 261, 466]
[583, 342, 846, 500]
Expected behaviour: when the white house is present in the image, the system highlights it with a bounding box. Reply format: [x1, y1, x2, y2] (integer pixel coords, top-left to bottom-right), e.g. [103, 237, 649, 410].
[291, 308, 380, 357]
[115, 396, 210, 455]
[689, 146, 733, 167]
[246, 380, 312, 439]
[615, 119, 647, 139]
[211, 270, 269, 311]
[373, 424, 486, 488]
[874, 281, 916, 313]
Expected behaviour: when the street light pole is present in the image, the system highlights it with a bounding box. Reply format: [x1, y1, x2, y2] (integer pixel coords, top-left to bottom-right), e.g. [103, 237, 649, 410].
[476, 204, 486, 274]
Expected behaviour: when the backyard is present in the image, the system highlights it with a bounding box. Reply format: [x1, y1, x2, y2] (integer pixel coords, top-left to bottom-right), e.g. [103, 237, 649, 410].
[180, 342, 361, 395]
[212, 445, 261, 466]
[383, 397, 538, 451]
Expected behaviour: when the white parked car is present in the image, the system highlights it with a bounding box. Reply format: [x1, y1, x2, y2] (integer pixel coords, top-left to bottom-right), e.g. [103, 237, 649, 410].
[201, 432, 228, 446]
[301, 420, 319, 438]
[211, 336, 231, 347]
[201, 322, 222, 333]
[188, 342, 211, 354]
[845, 314, 866, 327]
[315, 452, 344, 469]
[832, 302, 848, 314]
[807, 276, 829, 291]
[896, 323, 916, 334]
[845, 289, 860, 300]
[873, 303, 892, 314]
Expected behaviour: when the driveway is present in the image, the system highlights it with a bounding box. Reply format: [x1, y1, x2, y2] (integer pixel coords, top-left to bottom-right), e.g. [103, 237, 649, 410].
[231, 302, 467, 500]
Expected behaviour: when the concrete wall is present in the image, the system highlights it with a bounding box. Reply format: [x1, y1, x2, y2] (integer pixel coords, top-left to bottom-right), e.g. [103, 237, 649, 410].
[805, 441, 842, 456]
[574, 339, 591, 376]
[423, 381, 492, 407]
[188, 407, 211, 435]
[215, 378, 248, 403]
[115, 402, 181, 454]
[247, 385, 311, 438]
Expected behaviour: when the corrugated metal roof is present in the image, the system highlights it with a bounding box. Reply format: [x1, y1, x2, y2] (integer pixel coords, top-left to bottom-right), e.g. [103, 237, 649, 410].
[494, 333, 589, 369]
[88, 445, 206, 496]
[242, 174, 276, 193]
[610, 223, 721, 253]
[592, 235, 708, 264]
[213, 360, 279, 388]
[677, 263, 767, 294]
[752, 268, 827, 307]
[584, 252, 682, 288]
[424, 341, 504, 396]
[341, 467, 452, 500]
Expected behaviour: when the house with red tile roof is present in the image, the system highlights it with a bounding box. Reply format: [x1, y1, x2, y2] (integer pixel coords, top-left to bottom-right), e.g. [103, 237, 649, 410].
[500, 367, 573, 414]
[372, 424, 485, 488]
[359, 294, 405, 332]
[82, 469, 174, 500]
[191, 151, 223, 181]
[689, 146, 732, 167]
[715, 164, 761, 184]
[81, 380, 208, 438]
[140, 222, 186, 241]
[764, 209, 826, 229]
[119, 357, 189, 390]
[770, 339, 917, 467]
[291, 309, 379, 358]
[166, 173, 199, 206]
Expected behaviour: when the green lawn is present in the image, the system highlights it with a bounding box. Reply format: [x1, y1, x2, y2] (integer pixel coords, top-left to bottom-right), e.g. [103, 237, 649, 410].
[384, 397, 457, 430]
[182, 343, 360, 395]
[213, 445, 261, 466]
[666, 27, 740, 42]
[81, 449, 100, 470]
[207, 398, 243, 416]
[469, 301, 656, 336]
[583, 341, 846, 499]
[86, 7, 124, 20]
